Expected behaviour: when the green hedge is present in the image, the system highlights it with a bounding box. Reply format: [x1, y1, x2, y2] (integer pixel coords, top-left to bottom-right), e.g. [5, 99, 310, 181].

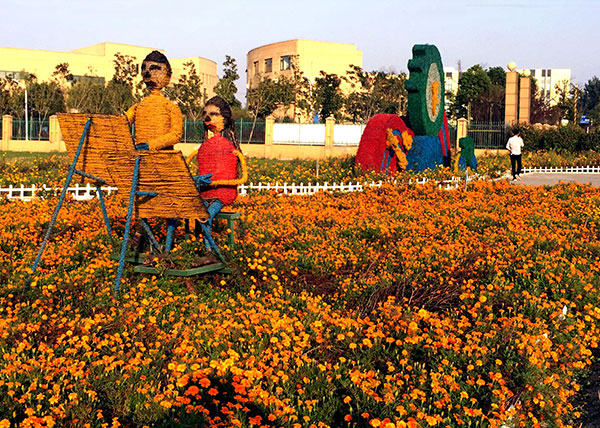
[518, 125, 600, 152]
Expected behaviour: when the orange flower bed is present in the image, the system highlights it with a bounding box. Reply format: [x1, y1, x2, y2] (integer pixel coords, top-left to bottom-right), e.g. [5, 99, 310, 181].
[0, 181, 599, 427]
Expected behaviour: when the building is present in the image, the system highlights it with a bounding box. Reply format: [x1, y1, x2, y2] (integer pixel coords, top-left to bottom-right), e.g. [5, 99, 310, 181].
[247, 39, 362, 87]
[246, 39, 362, 121]
[444, 67, 460, 95]
[529, 68, 571, 106]
[0, 42, 218, 96]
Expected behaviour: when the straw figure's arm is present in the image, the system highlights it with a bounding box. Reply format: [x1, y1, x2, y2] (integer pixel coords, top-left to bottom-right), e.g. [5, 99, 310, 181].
[211, 151, 248, 186]
[125, 104, 138, 125]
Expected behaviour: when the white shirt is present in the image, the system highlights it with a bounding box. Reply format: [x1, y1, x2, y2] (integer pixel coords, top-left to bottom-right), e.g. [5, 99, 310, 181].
[506, 135, 524, 155]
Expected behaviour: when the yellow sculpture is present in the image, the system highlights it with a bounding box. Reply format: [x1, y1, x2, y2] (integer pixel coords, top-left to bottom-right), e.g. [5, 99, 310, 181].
[125, 50, 183, 150]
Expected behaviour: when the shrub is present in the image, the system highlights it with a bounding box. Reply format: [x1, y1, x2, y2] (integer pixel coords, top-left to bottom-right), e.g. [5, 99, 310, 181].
[518, 125, 544, 151]
[541, 125, 585, 151]
[581, 130, 600, 151]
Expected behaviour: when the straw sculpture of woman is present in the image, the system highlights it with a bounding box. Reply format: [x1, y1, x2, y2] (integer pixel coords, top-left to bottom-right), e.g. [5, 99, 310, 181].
[191, 96, 247, 263]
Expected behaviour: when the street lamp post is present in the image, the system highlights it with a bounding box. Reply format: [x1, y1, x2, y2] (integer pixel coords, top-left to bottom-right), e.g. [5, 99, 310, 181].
[24, 88, 28, 141]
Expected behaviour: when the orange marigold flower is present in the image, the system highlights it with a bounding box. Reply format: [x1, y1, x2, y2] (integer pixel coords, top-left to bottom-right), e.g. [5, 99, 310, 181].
[185, 386, 200, 396]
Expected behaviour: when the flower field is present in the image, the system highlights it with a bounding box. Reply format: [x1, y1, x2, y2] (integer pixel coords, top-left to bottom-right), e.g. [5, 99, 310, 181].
[1, 168, 600, 427]
[2, 152, 600, 427]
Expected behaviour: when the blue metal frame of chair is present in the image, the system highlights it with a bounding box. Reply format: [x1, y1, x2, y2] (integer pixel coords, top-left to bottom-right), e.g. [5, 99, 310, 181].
[30, 117, 113, 280]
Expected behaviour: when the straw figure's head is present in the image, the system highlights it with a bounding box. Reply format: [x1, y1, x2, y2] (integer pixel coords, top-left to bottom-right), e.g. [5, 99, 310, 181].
[141, 50, 172, 90]
[203, 104, 226, 134]
[202, 96, 240, 149]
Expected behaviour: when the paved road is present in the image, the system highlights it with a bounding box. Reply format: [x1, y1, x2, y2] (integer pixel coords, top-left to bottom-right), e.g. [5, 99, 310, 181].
[508, 173, 600, 187]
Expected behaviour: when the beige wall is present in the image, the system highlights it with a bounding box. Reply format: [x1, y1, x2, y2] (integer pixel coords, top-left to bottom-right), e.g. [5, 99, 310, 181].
[0, 42, 218, 97]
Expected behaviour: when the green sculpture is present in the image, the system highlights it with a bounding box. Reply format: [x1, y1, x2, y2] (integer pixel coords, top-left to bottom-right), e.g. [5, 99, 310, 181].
[405, 44, 445, 137]
[458, 136, 477, 170]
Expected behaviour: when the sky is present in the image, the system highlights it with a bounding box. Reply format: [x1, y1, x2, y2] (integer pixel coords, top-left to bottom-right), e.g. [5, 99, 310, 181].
[3, 0, 599, 103]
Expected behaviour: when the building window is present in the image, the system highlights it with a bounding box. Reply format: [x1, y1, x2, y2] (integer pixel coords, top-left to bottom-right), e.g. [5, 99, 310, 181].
[265, 58, 272, 73]
[445, 79, 453, 92]
[280, 55, 291, 71]
[253, 61, 259, 75]
[541, 69, 546, 77]
[0, 70, 28, 79]
[72, 75, 106, 84]
[547, 69, 552, 77]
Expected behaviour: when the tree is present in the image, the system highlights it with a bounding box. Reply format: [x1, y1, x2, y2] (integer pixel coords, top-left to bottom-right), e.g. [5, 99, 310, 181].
[583, 76, 600, 124]
[313, 71, 344, 122]
[246, 75, 295, 118]
[286, 56, 312, 120]
[213, 55, 241, 108]
[101, 79, 136, 115]
[487, 66, 506, 86]
[343, 65, 408, 123]
[553, 80, 576, 122]
[246, 55, 311, 122]
[51, 63, 74, 88]
[67, 79, 106, 113]
[453, 65, 491, 120]
[112, 52, 139, 86]
[26, 77, 66, 138]
[452, 65, 507, 122]
[165, 61, 205, 121]
[0, 79, 20, 116]
[99, 53, 141, 114]
[530, 86, 561, 124]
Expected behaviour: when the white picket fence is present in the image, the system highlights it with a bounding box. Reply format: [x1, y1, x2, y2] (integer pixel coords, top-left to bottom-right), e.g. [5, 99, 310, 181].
[1, 176, 469, 201]
[523, 165, 600, 173]
[237, 178, 444, 195]
[0, 183, 118, 201]
[5, 166, 591, 201]
[13, 166, 600, 201]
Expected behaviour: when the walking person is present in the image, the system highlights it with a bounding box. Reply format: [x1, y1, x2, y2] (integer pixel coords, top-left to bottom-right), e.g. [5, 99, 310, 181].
[506, 130, 525, 181]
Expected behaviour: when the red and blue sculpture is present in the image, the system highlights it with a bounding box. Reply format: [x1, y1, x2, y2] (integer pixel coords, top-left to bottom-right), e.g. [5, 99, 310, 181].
[356, 44, 452, 174]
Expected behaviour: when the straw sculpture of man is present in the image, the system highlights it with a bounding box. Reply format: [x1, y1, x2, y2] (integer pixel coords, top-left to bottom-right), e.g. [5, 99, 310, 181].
[191, 96, 248, 263]
[125, 50, 183, 150]
[125, 51, 184, 251]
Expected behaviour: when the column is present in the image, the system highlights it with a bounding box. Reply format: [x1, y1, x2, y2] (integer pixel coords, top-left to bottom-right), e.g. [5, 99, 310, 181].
[2, 115, 13, 151]
[325, 115, 335, 158]
[264, 116, 274, 158]
[504, 71, 519, 126]
[456, 118, 468, 150]
[49, 115, 61, 145]
[518, 76, 531, 125]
